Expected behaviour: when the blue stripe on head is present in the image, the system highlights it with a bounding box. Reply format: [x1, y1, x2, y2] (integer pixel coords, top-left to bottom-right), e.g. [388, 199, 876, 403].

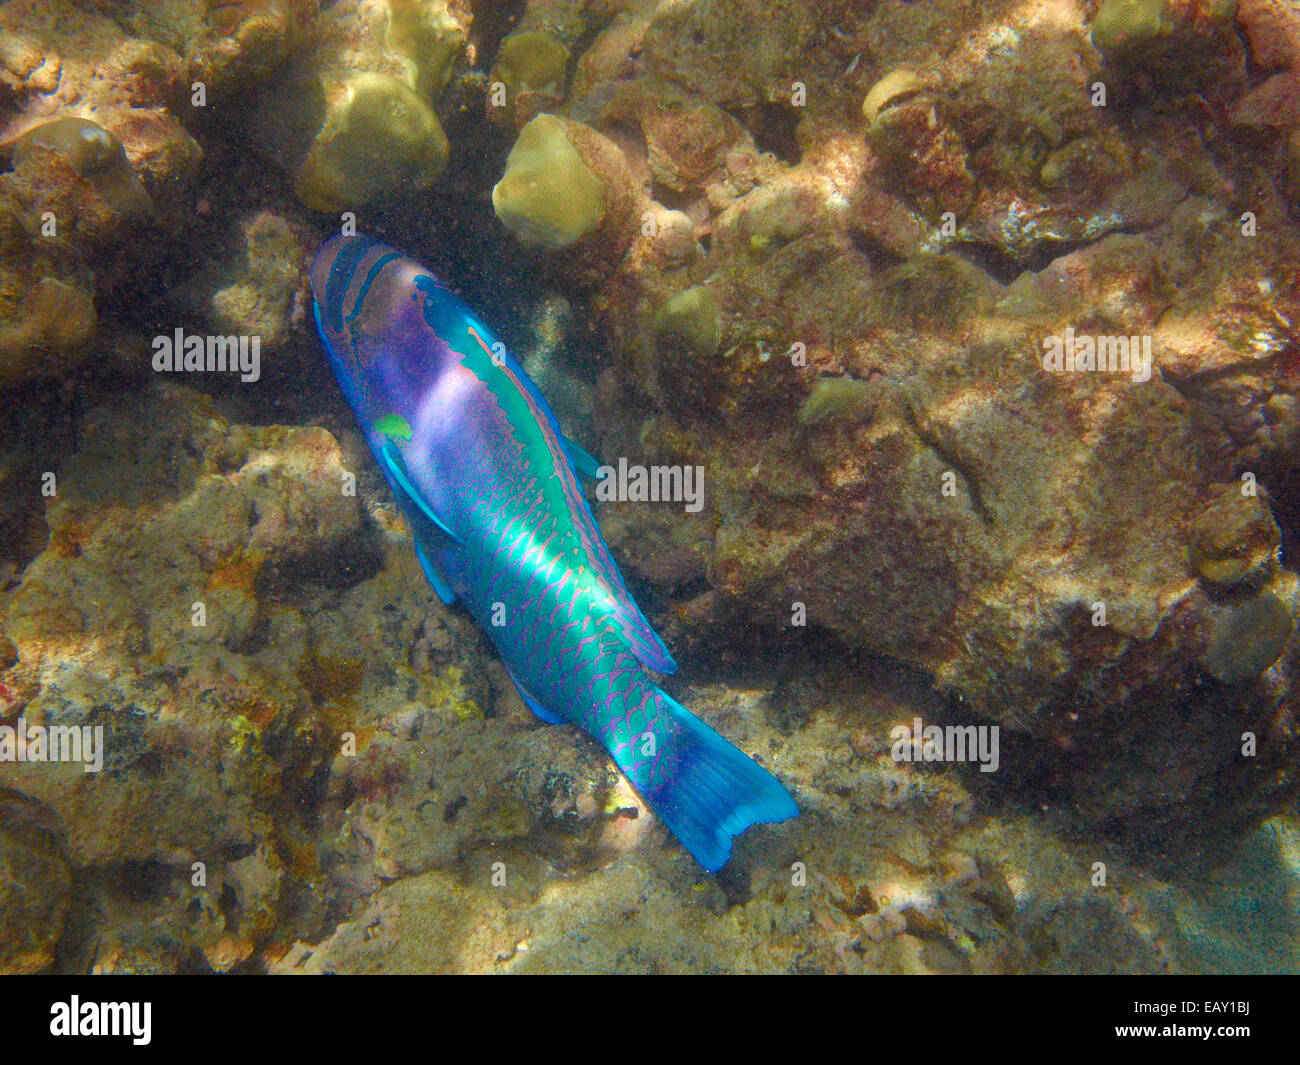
[344, 251, 401, 335]
[325, 236, 379, 334]
[313, 288, 366, 415]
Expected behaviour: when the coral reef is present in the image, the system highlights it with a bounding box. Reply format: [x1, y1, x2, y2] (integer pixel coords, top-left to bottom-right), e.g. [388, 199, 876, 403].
[0, 0, 1298, 974]
[181, 209, 306, 346]
[245, 0, 462, 213]
[489, 30, 570, 128]
[293, 72, 450, 213]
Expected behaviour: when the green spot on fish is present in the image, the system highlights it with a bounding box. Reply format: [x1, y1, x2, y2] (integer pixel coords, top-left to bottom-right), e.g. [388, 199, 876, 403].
[375, 412, 412, 441]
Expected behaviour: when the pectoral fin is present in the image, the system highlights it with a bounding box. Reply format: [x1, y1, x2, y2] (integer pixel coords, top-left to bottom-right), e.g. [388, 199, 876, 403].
[380, 441, 463, 545]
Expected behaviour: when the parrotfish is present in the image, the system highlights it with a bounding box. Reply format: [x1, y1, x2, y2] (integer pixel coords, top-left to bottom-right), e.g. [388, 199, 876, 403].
[309, 234, 797, 871]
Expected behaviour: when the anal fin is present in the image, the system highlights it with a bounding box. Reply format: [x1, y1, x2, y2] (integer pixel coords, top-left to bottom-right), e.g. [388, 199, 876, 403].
[504, 664, 563, 724]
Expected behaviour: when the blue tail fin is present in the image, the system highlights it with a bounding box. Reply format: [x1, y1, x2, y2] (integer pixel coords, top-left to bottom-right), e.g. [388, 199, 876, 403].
[643, 688, 798, 872]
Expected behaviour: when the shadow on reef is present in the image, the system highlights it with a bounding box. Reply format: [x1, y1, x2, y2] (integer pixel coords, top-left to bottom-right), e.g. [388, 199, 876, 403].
[676, 603, 1296, 882]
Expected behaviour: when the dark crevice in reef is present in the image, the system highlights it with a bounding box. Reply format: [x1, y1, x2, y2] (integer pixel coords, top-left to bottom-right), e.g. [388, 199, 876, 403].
[671, 594, 939, 712]
[93, 118, 326, 420]
[0, 374, 106, 583]
[848, 228, 907, 272]
[115, 859, 176, 904]
[947, 239, 1050, 286]
[731, 101, 803, 166]
[563, 12, 616, 92]
[650, 179, 701, 214]
[963, 668, 1291, 881]
[948, 224, 1159, 286]
[1162, 343, 1300, 564]
[256, 536, 387, 603]
[898, 398, 995, 527]
[1261, 456, 1300, 571]
[467, 0, 528, 69]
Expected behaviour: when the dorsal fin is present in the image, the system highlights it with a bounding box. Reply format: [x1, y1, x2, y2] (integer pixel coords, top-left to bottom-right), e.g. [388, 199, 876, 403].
[505, 435, 678, 675]
[555, 475, 677, 675]
[563, 435, 603, 482]
[539, 434, 677, 674]
[458, 310, 677, 675]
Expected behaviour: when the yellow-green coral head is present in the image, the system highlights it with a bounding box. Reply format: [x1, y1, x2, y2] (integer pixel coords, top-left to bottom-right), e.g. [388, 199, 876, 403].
[295, 73, 450, 213]
[13, 117, 128, 176]
[491, 114, 605, 250]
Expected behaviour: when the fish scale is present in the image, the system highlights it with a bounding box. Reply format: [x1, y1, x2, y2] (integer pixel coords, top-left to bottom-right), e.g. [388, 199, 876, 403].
[311, 233, 797, 871]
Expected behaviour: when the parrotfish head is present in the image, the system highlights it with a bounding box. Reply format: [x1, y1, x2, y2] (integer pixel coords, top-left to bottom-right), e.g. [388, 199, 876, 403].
[309, 234, 466, 424]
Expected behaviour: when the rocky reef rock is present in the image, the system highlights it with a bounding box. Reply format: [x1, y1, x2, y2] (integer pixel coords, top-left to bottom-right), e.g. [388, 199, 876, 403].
[486, 0, 1300, 864]
[1, 0, 1299, 975]
[293, 72, 451, 213]
[0, 1, 204, 224]
[4, 116, 153, 247]
[0, 790, 74, 974]
[180, 209, 308, 347]
[492, 111, 641, 274]
[1091, 0, 1244, 94]
[489, 29, 571, 129]
[1160, 809, 1300, 972]
[0, 189, 96, 386]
